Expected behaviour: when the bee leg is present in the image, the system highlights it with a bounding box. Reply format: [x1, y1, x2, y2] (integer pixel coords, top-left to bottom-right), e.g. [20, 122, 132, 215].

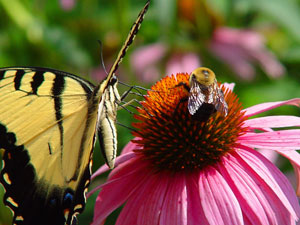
[172, 97, 188, 116]
[172, 82, 190, 91]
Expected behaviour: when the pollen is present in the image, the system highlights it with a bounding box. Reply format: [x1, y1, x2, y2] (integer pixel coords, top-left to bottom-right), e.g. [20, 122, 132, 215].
[132, 73, 247, 172]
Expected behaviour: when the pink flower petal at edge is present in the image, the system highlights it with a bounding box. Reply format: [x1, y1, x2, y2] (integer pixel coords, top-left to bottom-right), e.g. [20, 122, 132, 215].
[121, 137, 142, 155]
[277, 150, 300, 196]
[116, 172, 170, 225]
[166, 53, 201, 76]
[209, 41, 256, 81]
[159, 173, 187, 225]
[60, 0, 75, 10]
[244, 115, 300, 128]
[219, 156, 272, 224]
[237, 146, 300, 220]
[210, 27, 285, 80]
[199, 166, 243, 225]
[243, 98, 300, 117]
[131, 43, 167, 73]
[91, 152, 136, 181]
[222, 83, 235, 92]
[91, 158, 150, 225]
[238, 130, 300, 150]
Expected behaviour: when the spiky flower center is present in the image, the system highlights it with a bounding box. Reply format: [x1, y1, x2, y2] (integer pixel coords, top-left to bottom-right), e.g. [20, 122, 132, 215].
[132, 73, 247, 172]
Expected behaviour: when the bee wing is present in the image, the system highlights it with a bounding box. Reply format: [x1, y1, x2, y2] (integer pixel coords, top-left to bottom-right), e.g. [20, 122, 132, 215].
[188, 82, 206, 115]
[213, 83, 228, 116]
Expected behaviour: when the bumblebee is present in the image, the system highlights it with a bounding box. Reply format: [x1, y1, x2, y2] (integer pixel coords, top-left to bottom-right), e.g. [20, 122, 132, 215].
[187, 67, 228, 120]
[174, 67, 228, 121]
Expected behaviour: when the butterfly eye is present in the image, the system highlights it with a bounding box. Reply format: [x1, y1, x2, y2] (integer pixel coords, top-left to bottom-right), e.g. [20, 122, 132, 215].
[110, 76, 118, 85]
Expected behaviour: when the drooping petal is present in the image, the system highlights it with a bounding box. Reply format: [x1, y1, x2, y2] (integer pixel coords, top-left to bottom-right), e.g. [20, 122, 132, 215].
[243, 98, 300, 117]
[244, 116, 300, 128]
[198, 166, 243, 225]
[291, 161, 300, 196]
[257, 148, 278, 163]
[276, 150, 300, 196]
[238, 130, 300, 150]
[218, 156, 272, 224]
[92, 158, 150, 225]
[159, 173, 187, 225]
[236, 147, 300, 220]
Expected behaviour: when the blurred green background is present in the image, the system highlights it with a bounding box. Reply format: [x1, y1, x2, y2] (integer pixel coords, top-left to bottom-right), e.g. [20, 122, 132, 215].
[0, 0, 300, 224]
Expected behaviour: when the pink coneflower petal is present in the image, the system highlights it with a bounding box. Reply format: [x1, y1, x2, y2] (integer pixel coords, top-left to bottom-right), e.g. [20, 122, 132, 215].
[199, 167, 243, 225]
[91, 152, 136, 180]
[253, 50, 286, 78]
[116, 171, 169, 225]
[277, 150, 300, 195]
[237, 147, 300, 220]
[209, 27, 285, 80]
[239, 130, 300, 150]
[244, 116, 300, 128]
[92, 158, 149, 225]
[209, 41, 256, 80]
[243, 98, 300, 117]
[223, 83, 235, 92]
[131, 43, 167, 72]
[60, 0, 75, 10]
[223, 151, 297, 224]
[166, 53, 201, 76]
[186, 173, 209, 225]
[159, 173, 187, 225]
[131, 43, 167, 83]
[221, 155, 274, 224]
[121, 137, 142, 154]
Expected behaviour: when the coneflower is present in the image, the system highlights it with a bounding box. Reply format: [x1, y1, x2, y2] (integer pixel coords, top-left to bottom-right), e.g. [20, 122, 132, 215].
[91, 70, 300, 225]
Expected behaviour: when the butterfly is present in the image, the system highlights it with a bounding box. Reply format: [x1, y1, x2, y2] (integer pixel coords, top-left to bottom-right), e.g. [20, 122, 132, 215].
[0, 1, 150, 225]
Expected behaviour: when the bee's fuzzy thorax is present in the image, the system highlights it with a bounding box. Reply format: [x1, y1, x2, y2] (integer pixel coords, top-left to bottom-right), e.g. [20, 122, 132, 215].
[132, 73, 247, 172]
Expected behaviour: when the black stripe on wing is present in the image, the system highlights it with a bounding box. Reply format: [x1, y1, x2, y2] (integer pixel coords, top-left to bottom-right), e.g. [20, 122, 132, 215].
[31, 71, 45, 95]
[14, 70, 25, 91]
[0, 67, 95, 97]
[52, 74, 65, 151]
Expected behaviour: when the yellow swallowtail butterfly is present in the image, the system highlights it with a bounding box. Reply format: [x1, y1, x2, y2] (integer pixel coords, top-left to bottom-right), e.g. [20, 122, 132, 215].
[0, 1, 149, 224]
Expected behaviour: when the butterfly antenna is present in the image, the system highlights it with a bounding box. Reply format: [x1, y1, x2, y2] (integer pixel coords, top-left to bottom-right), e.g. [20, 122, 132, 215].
[102, 1, 150, 88]
[118, 81, 149, 92]
[97, 40, 109, 75]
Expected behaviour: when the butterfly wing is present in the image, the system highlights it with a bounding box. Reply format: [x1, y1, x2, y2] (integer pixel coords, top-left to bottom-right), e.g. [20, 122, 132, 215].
[0, 67, 99, 225]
